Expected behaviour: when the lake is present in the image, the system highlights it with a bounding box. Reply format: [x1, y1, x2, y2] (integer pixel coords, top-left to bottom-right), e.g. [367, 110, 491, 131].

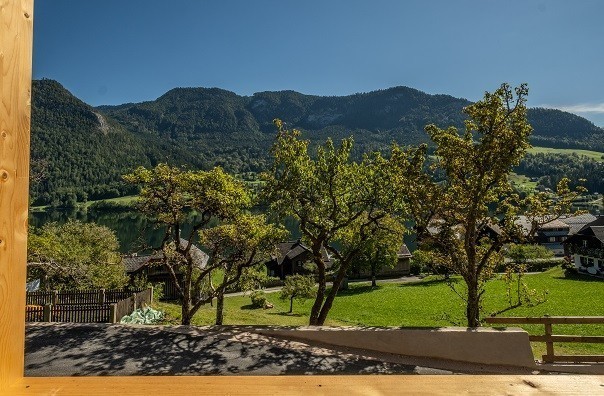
[29, 207, 305, 253]
[29, 206, 418, 254]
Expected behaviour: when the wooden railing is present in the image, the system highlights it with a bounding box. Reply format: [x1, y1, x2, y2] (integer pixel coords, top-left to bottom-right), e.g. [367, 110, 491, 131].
[26, 288, 153, 324]
[485, 316, 604, 363]
[26, 288, 145, 306]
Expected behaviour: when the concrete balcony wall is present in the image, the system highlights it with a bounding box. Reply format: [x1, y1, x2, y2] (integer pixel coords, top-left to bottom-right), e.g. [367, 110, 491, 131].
[253, 326, 537, 368]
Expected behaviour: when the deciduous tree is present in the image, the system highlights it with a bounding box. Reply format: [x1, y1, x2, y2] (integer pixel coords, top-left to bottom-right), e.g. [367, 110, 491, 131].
[263, 120, 420, 325]
[27, 220, 127, 290]
[410, 84, 583, 326]
[125, 164, 284, 325]
[280, 274, 316, 313]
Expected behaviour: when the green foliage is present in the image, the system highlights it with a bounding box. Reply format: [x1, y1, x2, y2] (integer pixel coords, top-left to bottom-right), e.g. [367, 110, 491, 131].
[132, 273, 165, 302]
[527, 108, 604, 151]
[124, 163, 284, 325]
[409, 249, 447, 275]
[263, 119, 419, 325]
[410, 83, 581, 327]
[30, 79, 150, 206]
[236, 264, 278, 293]
[250, 290, 268, 309]
[200, 213, 287, 294]
[506, 244, 554, 265]
[348, 216, 406, 284]
[413, 84, 587, 327]
[27, 220, 128, 290]
[280, 274, 316, 313]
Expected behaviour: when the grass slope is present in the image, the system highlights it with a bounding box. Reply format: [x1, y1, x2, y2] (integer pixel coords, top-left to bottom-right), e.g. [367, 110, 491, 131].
[508, 172, 537, 193]
[528, 146, 604, 162]
[156, 268, 603, 358]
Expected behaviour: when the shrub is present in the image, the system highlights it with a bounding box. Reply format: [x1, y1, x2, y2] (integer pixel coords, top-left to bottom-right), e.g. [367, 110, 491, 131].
[250, 290, 267, 308]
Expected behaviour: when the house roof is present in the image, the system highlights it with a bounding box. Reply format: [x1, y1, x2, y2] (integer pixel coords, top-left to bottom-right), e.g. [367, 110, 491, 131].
[397, 244, 412, 259]
[122, 254, 161, 273]
[539, 219, 570, 230]
[271, 240, 331, 266]
[563, 216, 604, 245]
[559, 213, 597, 235]
[592, 226, 604, 243]
[515, 214, 596, 235]
[122, 238, 209, 274]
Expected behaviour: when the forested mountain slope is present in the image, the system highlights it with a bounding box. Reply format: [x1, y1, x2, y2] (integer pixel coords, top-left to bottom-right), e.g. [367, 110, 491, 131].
[32, 79, 604, 205]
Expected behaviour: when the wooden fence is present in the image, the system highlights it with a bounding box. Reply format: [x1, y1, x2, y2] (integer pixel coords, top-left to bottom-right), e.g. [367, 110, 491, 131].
[25, 288, 153, 324]
[485, 316, 604, 363]
[26, 288, 146, 306]
[110, 288, 154, 323]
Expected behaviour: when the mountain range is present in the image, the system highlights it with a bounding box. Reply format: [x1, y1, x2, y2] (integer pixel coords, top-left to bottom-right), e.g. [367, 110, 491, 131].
[31, 79, 604, 206]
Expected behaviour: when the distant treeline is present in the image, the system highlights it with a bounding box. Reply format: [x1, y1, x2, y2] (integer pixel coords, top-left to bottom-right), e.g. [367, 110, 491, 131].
[517, 153, 604, 193]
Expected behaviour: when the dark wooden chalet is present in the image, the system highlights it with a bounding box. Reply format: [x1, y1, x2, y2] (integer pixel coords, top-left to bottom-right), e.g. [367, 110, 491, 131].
[563, 216, 604, 278]
[122, 239, 209, 299]
[265, 240, 332, 280]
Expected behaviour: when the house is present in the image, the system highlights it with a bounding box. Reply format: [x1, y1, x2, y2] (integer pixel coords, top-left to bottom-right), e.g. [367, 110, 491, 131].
[515, 214, 597, 256]
[123, 239, 209, 299]
[350, 243, 413, 279]
[563, 216, 604, 278]
[265, 240, 332, 280]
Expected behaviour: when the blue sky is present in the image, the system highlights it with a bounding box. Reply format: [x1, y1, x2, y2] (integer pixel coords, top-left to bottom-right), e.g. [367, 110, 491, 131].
[34, 0, 604, 126]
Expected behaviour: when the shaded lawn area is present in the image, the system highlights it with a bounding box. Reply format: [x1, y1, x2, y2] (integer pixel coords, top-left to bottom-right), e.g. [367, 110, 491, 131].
[156, 268, 604, 358]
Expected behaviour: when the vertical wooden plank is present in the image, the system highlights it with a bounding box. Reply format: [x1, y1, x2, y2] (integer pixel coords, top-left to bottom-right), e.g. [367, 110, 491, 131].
[543, 323, 555, 363]
[0, 0, 33, 390]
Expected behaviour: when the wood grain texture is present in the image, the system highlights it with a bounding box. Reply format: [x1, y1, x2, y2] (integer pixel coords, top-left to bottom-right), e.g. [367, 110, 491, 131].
[0, 0, 33, 390]
[7, 375, 604, 395]
[0, 1, 603, 394]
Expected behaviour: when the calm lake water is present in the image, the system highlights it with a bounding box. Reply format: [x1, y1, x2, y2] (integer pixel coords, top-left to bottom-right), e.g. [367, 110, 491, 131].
[30, 202, 599, 255]
[29, 207, 418, 254]
[29, 207, 305, 253]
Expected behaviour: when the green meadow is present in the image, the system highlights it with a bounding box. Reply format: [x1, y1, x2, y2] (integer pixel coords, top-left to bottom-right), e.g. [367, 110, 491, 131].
[156, 267, 604, 359]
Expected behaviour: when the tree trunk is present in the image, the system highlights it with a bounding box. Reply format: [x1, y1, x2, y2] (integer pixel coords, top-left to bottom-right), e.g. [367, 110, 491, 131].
[316, 264, 348, 325]
[181, 301, 192, 325]
[466, 278, 481, 327]
[289, 296, 294, 313]
[215, 289, 225, 325]
[309, 258, 326, 326]
[371, 265, 377, 288]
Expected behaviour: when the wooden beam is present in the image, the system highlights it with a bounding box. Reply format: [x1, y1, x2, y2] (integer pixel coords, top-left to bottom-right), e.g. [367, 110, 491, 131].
[530, 335, 604, 344]
[0, 1, 602, 393]
[485, 316, 604, 325]
[7, 375, 604, 395]
[545, 355, 604, 363]
[0, 0, 33, 391]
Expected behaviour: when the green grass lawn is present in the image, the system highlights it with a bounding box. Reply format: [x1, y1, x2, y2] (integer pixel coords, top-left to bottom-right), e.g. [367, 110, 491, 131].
[156, 268, 604, 359]
[508, 172, 538, 193]
[528, 146, 604, 162]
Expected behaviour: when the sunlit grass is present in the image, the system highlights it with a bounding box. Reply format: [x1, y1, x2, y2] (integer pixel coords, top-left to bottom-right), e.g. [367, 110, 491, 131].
[156, 267, 604, 358]
[527, 146, 604, 162]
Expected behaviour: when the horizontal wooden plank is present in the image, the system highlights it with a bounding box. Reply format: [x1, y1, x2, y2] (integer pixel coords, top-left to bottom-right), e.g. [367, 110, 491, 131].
[486, 316, 604, 324]
[530, 335, 604, 343]
[544, 355, 604, 363]
[8, 375, 604, 395]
